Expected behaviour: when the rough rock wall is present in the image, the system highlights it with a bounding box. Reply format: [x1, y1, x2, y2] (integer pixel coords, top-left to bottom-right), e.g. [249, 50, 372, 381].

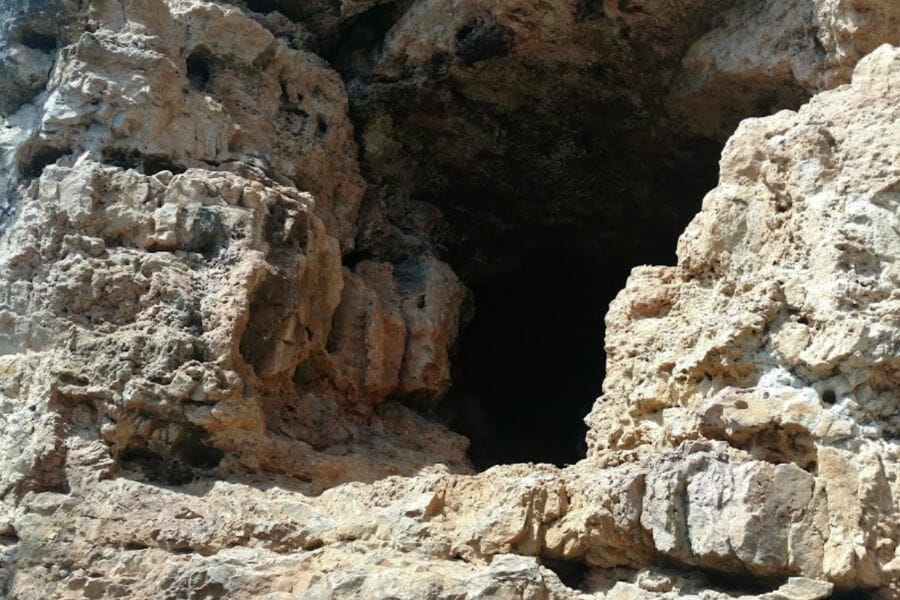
[0, 0, 472, 498]
[0, 0, 898, 598]
[589, 44, 900, 588]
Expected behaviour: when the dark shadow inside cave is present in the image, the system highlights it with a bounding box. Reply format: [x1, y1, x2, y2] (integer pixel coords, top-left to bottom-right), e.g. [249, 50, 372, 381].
[433, 140, 722, 469]
[323, 3, 740, 473]
[443, 216, 675, 469]
[445, 240, 619, 468]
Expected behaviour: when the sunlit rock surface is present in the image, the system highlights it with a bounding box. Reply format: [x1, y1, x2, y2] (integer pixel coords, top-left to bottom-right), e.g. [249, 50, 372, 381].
[0, 0, 898, 597]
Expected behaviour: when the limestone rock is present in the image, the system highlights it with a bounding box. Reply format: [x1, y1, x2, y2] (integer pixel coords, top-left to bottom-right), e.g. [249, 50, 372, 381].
[816, 0, 900, 86]
[590, 44, 900, 590]
[4, 0, 364, 247]
[668, 0, 900, 139]
[667, 0, 822, 140]
[1, 0, 899, 598]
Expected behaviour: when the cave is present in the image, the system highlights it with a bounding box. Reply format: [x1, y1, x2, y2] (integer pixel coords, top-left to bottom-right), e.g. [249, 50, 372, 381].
[346, 83, 724, 468]
[446, 240, 615, 468]
[332, 10, 733, 468]
[443, 206, 709, 468]
[408, 134, 722, 469]
[424, 137, 721, 468]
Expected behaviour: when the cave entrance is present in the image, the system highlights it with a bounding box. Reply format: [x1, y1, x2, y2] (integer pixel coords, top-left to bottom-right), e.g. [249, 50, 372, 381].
[445, 237, 632, 469]
[432, 140, 719, 469]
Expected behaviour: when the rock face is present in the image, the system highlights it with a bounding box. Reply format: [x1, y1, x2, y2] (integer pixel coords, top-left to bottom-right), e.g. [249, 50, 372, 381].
[590, 43, 900, 588]
[0, 0, 898, 598]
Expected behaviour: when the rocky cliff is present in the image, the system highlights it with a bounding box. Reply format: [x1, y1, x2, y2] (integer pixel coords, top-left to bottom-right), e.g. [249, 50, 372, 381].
[0, 0, 898, 598]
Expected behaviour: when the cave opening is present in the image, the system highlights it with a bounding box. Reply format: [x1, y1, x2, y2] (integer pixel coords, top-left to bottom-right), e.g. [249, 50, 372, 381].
[446, 238, 622, 468]
[329, 5, 729, 470]
[430, 142, 721, 470]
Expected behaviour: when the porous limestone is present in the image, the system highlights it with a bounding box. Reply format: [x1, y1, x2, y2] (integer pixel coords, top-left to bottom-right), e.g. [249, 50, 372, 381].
[0, 0, 898, 598]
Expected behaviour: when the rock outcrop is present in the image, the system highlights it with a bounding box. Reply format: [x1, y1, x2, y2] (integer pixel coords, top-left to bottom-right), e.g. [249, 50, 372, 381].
[0, 0, 898, 598]
[590, 43, 900, 590]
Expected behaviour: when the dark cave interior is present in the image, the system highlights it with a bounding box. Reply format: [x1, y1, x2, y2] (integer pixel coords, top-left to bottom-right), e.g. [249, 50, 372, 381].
[323, 0, 739, 469]
[432, 144, 722, 469]
[232, 0, 820, 473]
[446, 241, 616, 468]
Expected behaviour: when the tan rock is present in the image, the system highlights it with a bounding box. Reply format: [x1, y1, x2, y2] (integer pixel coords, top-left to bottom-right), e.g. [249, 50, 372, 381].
[591, 44, 900, 590]
[1, 0, 898, 597]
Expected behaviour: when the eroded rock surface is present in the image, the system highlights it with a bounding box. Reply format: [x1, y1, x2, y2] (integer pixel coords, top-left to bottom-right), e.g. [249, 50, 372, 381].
[591, 44, 900, 591]
[0, 0, 898, 598]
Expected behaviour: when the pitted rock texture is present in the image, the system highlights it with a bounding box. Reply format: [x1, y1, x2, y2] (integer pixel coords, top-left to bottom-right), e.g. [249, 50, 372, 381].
[0, 0, 472, 492]
[590, 44, 900, 590]
[0, 0, 898, 598]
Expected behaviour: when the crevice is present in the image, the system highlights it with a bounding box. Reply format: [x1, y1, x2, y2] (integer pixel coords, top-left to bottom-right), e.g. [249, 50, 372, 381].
[21, 145, 70, 179]
[0, 524, 18, 547]
[174, 425, 224, 469]
[624, 561, 790, 597]
[120, 447, 195, 486]
[541, 558, 590, 591]
[315, 116, 329, 139]
[102, 148, 142, 170]
[326, 2, 405, 76]
[119, 425, 222, 486]
[186, 47, 216, 92]
[16, 30, 58, 52]
[102, 148, 186, 175]
[699, 568, 788, 596]
[142, 155, 187, 176]
[245, 0, 280, 14]
[455, 18, 515, 66]
[123, 541, 149, 551]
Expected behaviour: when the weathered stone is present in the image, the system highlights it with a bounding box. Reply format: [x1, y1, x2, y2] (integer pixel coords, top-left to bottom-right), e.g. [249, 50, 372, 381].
[590, 44, 900, 591]
[0, 0, 898, 598]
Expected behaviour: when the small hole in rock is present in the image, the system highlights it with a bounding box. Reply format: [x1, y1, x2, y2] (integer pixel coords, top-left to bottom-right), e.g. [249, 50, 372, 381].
[734, 400, 748, 409]
[186, 49, 215, 92]
[124, 541, 148, 551]
[315, 117, 329, 139]
[542, 558, 589, 591]
[18, 30, 57, 51]
[455, 18, 514, 66]
[701, 569, 786, 595]
[103, 148, 142, 170]
[22, 146, 69, 178]
[574, 0, 602, 20]
[103, 149, 186, 176]
[186, 207, 226, 255]
[0, 523, 18, 546]
[120, 447, 194, 486]
[617, 0, 649, 14]
[142, 156, 186, 176]
[175, 426, 224, 469]
[246, 0, 280, 14]
[821, 389, 837, 405]
[326, 3, 402, 75]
